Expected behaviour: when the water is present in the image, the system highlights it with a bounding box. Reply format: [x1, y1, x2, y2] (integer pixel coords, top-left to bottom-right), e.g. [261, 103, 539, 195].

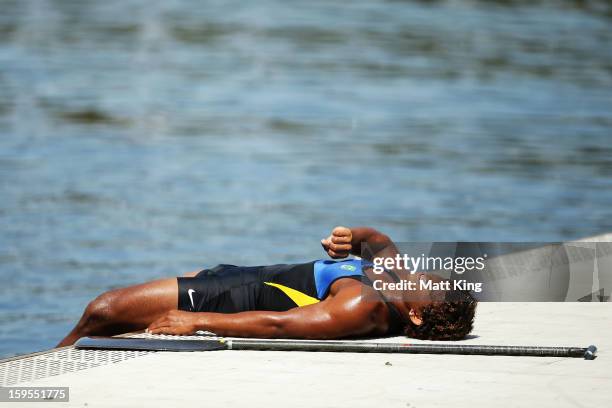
[0, 0, 611, 357]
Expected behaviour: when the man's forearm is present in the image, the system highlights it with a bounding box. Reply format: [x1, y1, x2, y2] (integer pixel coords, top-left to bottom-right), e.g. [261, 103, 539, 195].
[193, 311, 286, 338]
[349, 227, 398, 261]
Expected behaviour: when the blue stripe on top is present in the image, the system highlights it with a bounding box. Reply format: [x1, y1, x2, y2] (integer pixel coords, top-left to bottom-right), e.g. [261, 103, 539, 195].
[313, 259, 369, 299]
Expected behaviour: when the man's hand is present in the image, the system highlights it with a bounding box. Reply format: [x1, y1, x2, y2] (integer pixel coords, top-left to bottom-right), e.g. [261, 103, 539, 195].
[146, 310, 199, 335]
[321, 226, 353, 259]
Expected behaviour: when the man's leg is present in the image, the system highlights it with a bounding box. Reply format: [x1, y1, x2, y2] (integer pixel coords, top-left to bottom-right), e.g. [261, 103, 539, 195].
[57, 271, 200, 347]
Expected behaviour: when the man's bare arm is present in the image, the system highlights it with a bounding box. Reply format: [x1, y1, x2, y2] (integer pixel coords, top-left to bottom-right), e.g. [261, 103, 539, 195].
[322, 226, 399, 262]
[348, 227, 397, 259]
[147, 284, 384, 339]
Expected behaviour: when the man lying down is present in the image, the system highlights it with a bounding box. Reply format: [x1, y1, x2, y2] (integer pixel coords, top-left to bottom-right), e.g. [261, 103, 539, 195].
[58, 227, 477, 347]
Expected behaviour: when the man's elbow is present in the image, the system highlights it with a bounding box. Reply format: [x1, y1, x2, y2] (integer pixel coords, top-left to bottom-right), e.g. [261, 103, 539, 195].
[257, 314, 308, 338]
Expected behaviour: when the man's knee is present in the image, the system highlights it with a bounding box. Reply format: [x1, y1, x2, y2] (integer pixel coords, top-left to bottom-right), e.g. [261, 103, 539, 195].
[83, 291, 119, 326]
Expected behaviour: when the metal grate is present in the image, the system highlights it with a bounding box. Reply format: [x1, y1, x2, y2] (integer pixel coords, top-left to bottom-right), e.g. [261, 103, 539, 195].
[0, 347, 150, 386]
[0, 332, 220, 386]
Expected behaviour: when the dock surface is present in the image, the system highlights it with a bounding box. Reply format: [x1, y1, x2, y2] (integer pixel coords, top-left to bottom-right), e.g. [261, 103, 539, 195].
[5, 302, 611, 407]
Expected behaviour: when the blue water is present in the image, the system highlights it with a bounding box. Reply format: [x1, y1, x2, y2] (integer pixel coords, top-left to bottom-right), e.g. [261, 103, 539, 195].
[1, 0, 611, 357]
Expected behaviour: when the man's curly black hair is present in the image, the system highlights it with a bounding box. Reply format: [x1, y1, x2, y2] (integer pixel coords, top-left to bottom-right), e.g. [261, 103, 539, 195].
[403, 289, 477, 341]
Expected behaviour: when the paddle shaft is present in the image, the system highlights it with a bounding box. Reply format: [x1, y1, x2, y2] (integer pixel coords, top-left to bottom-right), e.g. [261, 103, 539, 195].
[226, 339, 595, 358]
[75, 337, 597, 359]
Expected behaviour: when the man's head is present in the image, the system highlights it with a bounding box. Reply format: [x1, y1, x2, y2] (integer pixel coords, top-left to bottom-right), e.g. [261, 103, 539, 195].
[399, 273, 477, 340]
[404, 283, 477, 341]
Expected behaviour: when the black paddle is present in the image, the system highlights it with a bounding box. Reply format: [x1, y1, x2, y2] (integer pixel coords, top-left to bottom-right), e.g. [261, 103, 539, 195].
[75, 337, 597, 359]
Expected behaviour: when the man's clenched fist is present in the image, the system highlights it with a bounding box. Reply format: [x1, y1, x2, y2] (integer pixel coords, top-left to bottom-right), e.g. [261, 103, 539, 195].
[321, 226, 353, 259]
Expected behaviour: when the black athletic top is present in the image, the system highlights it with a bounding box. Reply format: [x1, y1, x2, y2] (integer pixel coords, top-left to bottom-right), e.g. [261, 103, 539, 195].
[177, 259, 405, 334]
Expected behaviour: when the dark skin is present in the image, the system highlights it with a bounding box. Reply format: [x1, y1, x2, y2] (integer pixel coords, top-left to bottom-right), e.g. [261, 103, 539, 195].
[57, 227, 432, 347]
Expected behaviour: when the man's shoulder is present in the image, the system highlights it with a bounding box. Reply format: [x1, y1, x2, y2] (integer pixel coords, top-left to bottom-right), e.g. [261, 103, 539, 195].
[329, 278, 384, 307]
[325, 279, 390, 334]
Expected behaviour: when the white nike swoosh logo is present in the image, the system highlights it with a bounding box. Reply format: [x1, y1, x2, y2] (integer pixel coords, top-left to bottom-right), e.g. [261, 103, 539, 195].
[187, 289, 196, 310]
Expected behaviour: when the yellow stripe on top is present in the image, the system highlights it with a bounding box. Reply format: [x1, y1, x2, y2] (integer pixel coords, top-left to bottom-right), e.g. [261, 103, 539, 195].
[263, 282, 320, 307]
